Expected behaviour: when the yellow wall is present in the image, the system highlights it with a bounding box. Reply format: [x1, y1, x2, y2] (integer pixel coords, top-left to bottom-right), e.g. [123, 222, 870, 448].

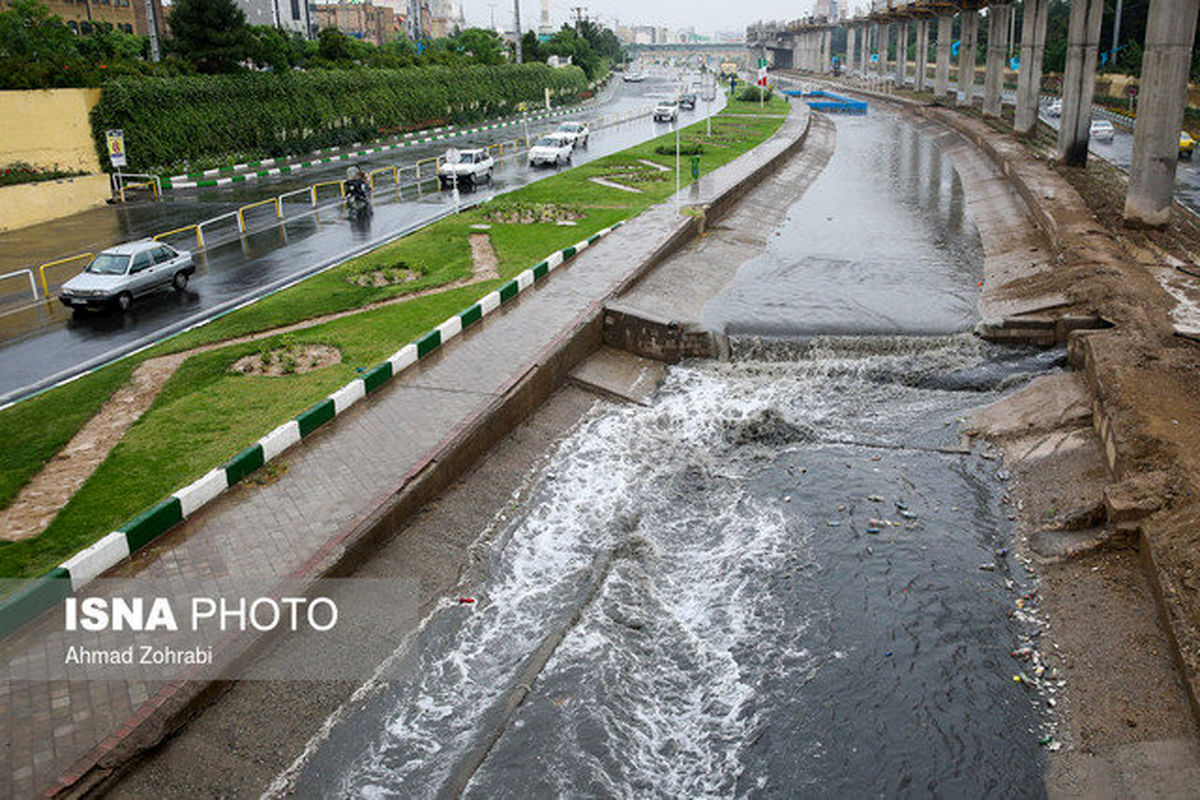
[0, 88, 103, 173]
[0, 175, 111, 233]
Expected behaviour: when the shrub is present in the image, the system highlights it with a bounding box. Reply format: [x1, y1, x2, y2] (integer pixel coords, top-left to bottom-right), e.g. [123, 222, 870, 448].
[737, 85, 773, 102]
[654, 142, 704, 156]
[90, 63, 588, 172]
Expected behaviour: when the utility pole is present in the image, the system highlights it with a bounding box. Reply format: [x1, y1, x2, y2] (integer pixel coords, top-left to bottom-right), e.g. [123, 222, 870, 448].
[146, 0, 160, 62]
[571, 6, 584, 32]
[1111, 0, 1123, 66]
[514, 0, 522, 62]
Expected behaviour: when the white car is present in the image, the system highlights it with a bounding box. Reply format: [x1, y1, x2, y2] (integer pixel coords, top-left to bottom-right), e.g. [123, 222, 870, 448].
[59, 240, 194, 313]
[1090, 119, 1115, 142]
[653, 99, 679, 122]
[438, 149, 494, 189]
[528, 133, 574, 167]
[556, 121, 590, 148]
[623, 71, 645, 83]
[1046, 98, 1062, 117]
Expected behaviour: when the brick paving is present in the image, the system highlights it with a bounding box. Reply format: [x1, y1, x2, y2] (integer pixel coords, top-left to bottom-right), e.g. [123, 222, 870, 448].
[0, 108, 807, 797]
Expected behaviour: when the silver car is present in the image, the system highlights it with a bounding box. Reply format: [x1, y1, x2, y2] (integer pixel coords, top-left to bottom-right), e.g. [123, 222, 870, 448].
[59, 240, 195, 312]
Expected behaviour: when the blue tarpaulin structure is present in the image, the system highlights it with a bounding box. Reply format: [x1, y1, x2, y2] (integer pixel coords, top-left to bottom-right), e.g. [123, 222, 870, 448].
[781, 89, 868, 114]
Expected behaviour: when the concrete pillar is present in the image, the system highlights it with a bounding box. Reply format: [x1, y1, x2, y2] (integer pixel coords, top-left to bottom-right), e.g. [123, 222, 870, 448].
[935, 14, 952, 99]
[915, 18, 928, 92]
[1015, 0, 1050, 135]
[984, 3, 1012, 117]
[863, 24, 871, 74]
[1057, 0, 1105, 166]
[822, 29, 832, 73]
[882, 23, 892, 76]
[957, 10, 979, 106]
[895, 21, 907, 86]
[1125, 0, 1200, 226]
[847, 26, 857, 72]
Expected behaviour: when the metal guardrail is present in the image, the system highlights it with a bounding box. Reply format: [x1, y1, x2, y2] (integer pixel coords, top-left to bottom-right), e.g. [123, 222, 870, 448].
[0, 268, 39, 303]
[37, 253, 93, 298]
[236, 197, 283, 232]
[153, 224, 204, 250]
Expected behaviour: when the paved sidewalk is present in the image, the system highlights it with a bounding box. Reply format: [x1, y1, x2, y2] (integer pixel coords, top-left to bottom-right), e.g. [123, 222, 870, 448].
[0, 106, 809, 798]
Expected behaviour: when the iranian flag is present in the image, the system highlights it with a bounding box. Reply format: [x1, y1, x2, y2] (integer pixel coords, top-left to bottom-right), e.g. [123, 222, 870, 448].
[757, 57, 769, 87]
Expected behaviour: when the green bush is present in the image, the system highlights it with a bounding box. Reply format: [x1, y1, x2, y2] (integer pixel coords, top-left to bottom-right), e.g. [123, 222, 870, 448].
[737, 85, 773, 103]
[90, 63, 588, 172]
[654, 142, 704, 156]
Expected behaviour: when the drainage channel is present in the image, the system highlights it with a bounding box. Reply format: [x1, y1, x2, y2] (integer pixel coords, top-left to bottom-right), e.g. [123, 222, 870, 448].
[281, 108, 1058, 797]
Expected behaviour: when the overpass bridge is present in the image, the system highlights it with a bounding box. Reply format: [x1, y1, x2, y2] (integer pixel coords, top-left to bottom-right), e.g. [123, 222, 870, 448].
[747, 0, 1198, 228]
[625, 42, 749, 68]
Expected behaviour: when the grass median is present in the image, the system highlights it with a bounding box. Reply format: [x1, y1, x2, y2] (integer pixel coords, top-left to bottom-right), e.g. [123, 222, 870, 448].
[0, 93, 791, 581]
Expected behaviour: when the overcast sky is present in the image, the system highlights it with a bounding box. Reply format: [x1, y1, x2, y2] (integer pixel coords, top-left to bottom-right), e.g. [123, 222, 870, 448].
[462, 0, 841, 36]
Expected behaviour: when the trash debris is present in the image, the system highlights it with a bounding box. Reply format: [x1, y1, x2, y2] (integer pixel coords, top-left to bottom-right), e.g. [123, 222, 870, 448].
[898, 509, 918, 520]
[866, 526, 881, 535]
[783, 495, 792, 503]
[867, 494, 884, 502]
[826, 520, 841, 527]
[996, 469, 1011, 482]
[995, 548, 1008, 558]
[978, 563, 996, 571]
[457, 596, 476, 605]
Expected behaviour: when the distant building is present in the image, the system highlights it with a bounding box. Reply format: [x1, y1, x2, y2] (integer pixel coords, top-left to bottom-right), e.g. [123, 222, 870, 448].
[428, 0, 463, 38]
[546, 54, 572, 67]
[7, 0, 149, 36]
[236, 0, 316, 37]
[315, 0, 393, 45]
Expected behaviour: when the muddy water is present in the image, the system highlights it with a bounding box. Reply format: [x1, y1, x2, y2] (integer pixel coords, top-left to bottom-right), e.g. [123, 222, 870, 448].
[704, 112, 983, 337]
[289, 111, 1052, 797]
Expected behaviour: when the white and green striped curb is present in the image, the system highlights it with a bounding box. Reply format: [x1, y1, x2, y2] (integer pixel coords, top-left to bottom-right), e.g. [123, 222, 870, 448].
[0, 221, 623, 637]
[160, 106, 594, 190]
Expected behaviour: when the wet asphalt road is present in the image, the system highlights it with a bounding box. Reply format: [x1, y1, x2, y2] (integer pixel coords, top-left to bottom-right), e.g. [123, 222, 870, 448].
[0, 72, 718, 404]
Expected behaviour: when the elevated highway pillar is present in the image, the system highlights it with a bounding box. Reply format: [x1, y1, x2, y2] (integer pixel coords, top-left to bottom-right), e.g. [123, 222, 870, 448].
[822, 28, 832, 73]
[862, 23, 871, 73]
[847, 25, 858, 72]
[1015, 0, 1050, 136]
[984, 3, 1011, 117]
[958, 10, 979, 106]
[1057, 0, 1105, 166]
[935, 13, 953, 99]
[877, 24, 887, 76]
[1125, 0, 1200, 226]
[895, 21, 908, 86]
[915, 18, 929, 92]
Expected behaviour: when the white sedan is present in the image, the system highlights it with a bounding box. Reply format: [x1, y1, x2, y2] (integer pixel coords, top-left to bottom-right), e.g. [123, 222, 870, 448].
[1090, 119, 1115, 142]
[556, 121, 589, 148]
[528, 133, 574, 167]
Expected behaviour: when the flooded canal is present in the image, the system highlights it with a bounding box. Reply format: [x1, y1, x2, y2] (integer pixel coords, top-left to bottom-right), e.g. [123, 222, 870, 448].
[286, 109, 1053, 797]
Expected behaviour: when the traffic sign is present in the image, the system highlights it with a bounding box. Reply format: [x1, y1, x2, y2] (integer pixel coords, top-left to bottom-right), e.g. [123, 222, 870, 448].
[105, 129, 127, 168]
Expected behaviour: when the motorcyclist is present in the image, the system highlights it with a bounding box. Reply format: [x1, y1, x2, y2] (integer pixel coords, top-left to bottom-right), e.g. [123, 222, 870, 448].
[345, 165, 371, 216]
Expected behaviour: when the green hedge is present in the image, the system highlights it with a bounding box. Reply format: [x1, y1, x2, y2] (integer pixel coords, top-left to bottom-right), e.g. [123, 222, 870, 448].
[90, 63, 589, 172]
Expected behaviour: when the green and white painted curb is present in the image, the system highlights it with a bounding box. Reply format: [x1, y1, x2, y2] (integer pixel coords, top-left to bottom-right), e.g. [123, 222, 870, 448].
[160, 106, 594, 190]
[0, 221, 623, 637]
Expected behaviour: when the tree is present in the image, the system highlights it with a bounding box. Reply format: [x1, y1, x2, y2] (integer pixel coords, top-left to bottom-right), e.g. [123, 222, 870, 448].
[167, 0, 252, 73]
[455, 27, 504, 65]
[0, 0, 85, 87]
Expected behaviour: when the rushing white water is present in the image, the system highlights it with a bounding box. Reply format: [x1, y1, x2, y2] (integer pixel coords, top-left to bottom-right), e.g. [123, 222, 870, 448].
[299, 336, 1052, 799]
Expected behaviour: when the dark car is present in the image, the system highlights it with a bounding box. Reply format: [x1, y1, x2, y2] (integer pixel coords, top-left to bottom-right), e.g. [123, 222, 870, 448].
[679, 92, 697, 110]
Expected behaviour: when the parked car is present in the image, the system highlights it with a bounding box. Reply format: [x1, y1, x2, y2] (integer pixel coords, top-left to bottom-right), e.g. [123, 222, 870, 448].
[653, 99, 679, 122]
[678, 92, 697, 110]
[1181, 130, 1196, 160]
[1089, 119, 1115, 142]
[437, 149, 494, 189]
[528, 133, 574, 167]
[623, 71, 645, 83]
[59, 241, 194, 312]
[556, 121, 590, 148]
[1046, 98, 1062, 117]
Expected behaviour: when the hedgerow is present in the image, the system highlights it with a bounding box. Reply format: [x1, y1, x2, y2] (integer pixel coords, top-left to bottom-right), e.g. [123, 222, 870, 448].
[90, 63, 588, 172]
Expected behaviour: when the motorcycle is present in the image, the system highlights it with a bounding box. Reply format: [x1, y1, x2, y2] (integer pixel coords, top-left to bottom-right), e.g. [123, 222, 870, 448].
[344, 175, 372, 220]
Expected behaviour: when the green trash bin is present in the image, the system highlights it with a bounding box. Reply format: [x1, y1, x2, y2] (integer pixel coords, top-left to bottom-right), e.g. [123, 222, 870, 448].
[690, 155, 701, 179]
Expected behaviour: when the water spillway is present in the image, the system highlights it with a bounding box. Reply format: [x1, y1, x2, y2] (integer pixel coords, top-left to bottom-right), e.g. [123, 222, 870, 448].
[290, 109, 1053, 798]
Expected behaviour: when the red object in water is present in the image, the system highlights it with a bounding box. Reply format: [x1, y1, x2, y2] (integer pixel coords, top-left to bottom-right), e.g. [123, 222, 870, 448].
[457, 596, 476, 604]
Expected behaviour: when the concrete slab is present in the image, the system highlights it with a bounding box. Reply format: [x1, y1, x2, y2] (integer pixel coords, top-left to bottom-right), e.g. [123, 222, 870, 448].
[569, 346, 666, 405]
[966, 372, 1092, 438]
